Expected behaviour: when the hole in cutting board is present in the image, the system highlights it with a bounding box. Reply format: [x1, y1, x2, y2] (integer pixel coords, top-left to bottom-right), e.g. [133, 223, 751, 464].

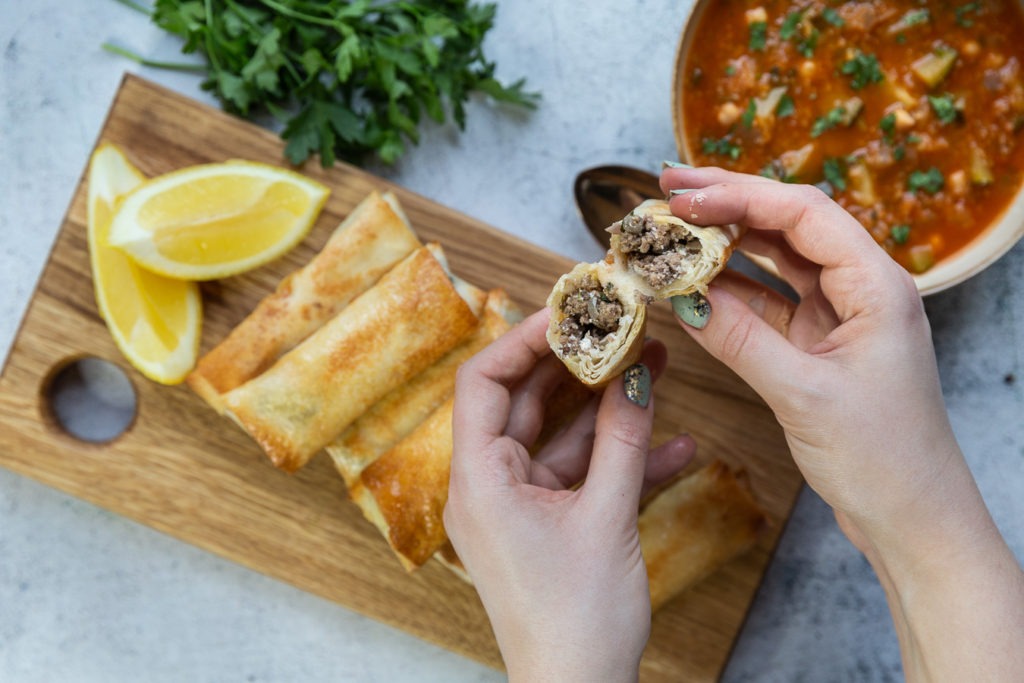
[43, 357, 138, 443]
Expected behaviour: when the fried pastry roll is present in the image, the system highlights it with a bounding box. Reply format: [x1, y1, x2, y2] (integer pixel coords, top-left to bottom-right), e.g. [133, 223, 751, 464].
[607, 198, 742, 300]
[640, 460, 769, 612]
[326, 289, 520, 487]
[545, 261, 647, 388]
[222, 244, 479, 472]
[188, 191, 421, 412]
[349, 395, 457, 571]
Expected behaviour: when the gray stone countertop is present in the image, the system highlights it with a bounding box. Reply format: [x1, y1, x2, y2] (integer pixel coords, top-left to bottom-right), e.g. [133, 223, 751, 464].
[1, 2, 1021, 681]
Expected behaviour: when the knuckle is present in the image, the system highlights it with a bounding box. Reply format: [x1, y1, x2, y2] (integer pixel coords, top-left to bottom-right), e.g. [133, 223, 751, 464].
[716, 314, 760, 365]
[605, 419, 651, 457]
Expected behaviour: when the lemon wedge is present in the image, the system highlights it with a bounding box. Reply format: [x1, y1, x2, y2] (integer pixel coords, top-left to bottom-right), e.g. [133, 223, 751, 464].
[88, 143, 202, 385]
[107, 160, 329, 280]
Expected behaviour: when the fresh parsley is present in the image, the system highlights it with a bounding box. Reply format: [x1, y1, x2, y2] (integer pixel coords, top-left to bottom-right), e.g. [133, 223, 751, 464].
[928, 94, 960, 124]
[956, 2, 980, 27]
[841, 52, 884, 90]
[780, 11, 803, 41]
[811, 106, 847, 137]
[107, 0, 538, 166]
[823, 157, 848, 191]
[908, 167, 945, 194]
[776, 94, 796, 118]
[880, 112, 896, 141]
[890, 224, 911, 245]
[822, 7, 845, 27]
[741, 99, 757, 128]
[702, 135, 742, 160]
[749, 21, 768, 52]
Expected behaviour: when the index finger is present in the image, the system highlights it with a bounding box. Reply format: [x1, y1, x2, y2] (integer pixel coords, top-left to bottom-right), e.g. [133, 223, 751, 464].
[453, 308, 553, 452]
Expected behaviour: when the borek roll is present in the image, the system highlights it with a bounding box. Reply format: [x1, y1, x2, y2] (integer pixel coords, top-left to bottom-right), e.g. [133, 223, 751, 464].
[546, 262, 647, 388]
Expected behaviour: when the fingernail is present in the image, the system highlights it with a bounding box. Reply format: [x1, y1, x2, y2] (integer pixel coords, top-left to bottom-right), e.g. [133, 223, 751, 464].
[662, 160, 693, 169]
[670, 188, 695, 195]
[623, 363, 651, 408]
[671, 292, 711, 329]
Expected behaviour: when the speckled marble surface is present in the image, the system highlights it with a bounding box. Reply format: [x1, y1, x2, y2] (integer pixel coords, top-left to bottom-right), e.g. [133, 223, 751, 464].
[1, 2, 1021, 681]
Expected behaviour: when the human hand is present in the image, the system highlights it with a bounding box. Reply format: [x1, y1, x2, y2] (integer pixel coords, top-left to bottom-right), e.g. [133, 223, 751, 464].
[445, 309, 695, 682]
[661, 166, 1024, 681]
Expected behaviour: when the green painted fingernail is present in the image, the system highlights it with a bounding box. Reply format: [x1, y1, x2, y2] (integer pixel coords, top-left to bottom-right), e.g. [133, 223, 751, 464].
[623, 364, 651, 408]
[662, 160, 693, 169]
[672, 292, 711, 329]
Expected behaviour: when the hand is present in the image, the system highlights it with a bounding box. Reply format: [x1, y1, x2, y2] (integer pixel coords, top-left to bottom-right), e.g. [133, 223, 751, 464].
[661, 166, 1024, 681]
[445, 309, 694, 682]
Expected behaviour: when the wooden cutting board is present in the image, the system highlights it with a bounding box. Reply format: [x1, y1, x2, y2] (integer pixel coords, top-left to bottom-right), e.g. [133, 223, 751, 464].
[0, 74, 803, 681]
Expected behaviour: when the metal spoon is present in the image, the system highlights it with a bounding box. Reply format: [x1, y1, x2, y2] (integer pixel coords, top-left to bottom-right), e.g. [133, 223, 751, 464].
[573, 165, 663, 249]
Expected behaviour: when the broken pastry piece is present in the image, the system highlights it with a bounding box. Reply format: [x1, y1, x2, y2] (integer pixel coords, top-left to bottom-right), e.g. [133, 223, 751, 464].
[545, 262, 647, 388]
[608, 198, 742, 301]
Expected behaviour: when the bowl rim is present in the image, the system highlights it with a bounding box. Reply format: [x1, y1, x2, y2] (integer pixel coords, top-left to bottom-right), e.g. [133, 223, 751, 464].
[669, 0, 1024, 296]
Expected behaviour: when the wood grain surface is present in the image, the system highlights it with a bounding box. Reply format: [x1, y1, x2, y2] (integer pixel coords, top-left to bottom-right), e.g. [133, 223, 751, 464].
[0, 74, 803, 681]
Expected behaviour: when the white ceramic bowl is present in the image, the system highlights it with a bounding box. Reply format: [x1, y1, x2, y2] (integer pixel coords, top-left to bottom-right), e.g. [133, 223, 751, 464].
[671, 0, 1024, 296]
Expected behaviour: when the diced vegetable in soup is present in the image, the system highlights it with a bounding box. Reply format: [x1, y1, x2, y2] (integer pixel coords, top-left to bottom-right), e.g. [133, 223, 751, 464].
[682, 0, 1024, 273]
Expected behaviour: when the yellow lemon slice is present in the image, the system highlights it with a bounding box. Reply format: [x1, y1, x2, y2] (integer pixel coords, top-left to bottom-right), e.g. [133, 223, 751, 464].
[88, 143, 202, 384]
[107, 160, 329, 280]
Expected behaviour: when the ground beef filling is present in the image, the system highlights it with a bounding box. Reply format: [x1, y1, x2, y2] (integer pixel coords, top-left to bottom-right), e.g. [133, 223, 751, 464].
[618, 213, 702, 289]
[557, 274, 623, 356]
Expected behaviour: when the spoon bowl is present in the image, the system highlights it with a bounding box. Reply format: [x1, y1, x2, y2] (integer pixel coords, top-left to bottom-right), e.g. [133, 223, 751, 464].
[573, 165, 663, 249]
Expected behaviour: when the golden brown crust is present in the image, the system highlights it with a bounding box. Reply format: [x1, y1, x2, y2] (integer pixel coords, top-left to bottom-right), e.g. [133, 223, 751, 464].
[188, 191, 421, 412]
[222, 245, 479, 472]
[640, 460, 769, 612]
[326, 289, 519, 487]
[353, 396, 457, 571]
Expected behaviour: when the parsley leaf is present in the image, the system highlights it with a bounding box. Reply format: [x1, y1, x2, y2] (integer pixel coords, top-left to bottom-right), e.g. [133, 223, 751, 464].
[749, 21, 768, 52]
[841, 52, 884, 90]
[822, 7, 845, 27]
[741, 99, 757, 128]
[928, 94, 960, 124]
[776, 94, 796, 118]
[112, 0, 539, 167]
[956, 2, 980, 27]
[780, 11, 803, 41]
[823, 157, 849, 191]
[702, 136, 742, 160]
[812, 106, 847, 137]
[908, 167, 945, 194]
[890, 224, 911, 244]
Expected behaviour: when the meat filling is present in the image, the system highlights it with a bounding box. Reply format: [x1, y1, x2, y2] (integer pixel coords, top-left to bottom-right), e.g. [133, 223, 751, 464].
[617, 213, 702, 289]
[557, 274, 623, 356]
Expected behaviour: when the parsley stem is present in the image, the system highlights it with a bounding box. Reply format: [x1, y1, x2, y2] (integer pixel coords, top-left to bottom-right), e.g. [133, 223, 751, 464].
[101, 43, 206, 72]
[255, 0, 337, 27]
[111, 0, 151, 15]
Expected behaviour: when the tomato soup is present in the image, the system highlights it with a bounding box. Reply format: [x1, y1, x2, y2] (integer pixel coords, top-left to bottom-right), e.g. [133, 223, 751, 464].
[680, 0, 1024, 273]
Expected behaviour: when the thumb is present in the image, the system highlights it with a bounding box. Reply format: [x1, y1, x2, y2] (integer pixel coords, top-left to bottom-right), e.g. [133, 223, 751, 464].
[673, 285, 809, 410]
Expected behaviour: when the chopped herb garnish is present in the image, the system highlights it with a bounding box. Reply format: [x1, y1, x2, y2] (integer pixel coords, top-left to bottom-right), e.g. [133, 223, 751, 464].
[811, 106, 847, 137]
[741, 99, 757, 128]
[880, 112, 896, 135]
[891, 224, 911, 245]
[780, 11, 803, 40]
[749, 21, 768, 51]
[895, 33, 907, 45]
[841, 52, 884, 89]
[725, 64, 737, 76]
[702, 136, 742, 160]
[893, 8, 930, 30]
[908, 167, 945, 194]
[823, 157, 849, 191]
[776, 94, 796, 118]
[894, 145, 907, 161]
[907, 134, 922, 145]
[956, 2, 980, 28]
[797, 28, 819, 58]
[822, 7, 845, 27]
[928, 94, 959, 124]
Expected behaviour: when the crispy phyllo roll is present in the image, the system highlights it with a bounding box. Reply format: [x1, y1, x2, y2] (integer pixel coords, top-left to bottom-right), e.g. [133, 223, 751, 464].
[326, 289, 520, 487]
[640, 460, 769, 612]
[545, 262, 647, 388]
[608, 198, 741, 300]
[222, 244, 479, 472]
[188, 191, 420, 412]
[349, 396, 457, 571]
